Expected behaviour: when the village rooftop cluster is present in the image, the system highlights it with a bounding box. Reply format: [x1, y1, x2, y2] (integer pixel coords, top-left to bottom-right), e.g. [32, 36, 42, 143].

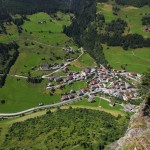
[47, 65, 140, 105]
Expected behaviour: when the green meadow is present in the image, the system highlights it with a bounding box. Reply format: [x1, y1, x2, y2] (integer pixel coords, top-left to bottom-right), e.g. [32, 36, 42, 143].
[22, 12, 72, 46]
[22, 12, 71, 33]
[97, 3, 150, 37]
[0, 76, 61, 113]
[71, 52, 96, 68]
[0, 12, 82, 113]
[103, 45, 150, 73]
[72, 97, 125, 115]
[0, 23, 19, 43]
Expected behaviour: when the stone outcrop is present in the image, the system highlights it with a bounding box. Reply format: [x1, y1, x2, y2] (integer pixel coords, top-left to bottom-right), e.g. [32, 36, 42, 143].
[108, 101, 150, 150]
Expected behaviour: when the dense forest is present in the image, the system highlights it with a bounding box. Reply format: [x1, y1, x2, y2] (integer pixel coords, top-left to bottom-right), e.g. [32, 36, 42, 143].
[0, 0, 150, 66]
[1, 108, 129, 149]
[0, 0, 70, 15]
[139, 70, 150, 116]
[0, 42, 19, 87]
[115, 0, 150, 7]
[64, 0, 150, 65]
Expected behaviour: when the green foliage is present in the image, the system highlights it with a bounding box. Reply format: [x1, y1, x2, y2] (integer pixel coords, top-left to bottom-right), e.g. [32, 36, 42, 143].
[142, 16, 150, 25]
[0, 42, 19, 87]
[105, 18, 127, 34]
[0, 0, 70, 15]
[139, 70, 150, 116]
[1, 109, 129, 149]
[103, 45, 150, 73]
[115, 0, 150, 7]
[139, 70, 150, 99]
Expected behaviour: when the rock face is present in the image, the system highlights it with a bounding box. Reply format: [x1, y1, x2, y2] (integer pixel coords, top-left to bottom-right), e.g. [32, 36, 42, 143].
[108, 101, 150, 150]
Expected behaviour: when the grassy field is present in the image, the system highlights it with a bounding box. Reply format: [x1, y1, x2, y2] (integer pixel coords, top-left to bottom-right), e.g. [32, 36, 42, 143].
[0, 23, 19, 43]
[97, 3, 150, 37]
[0, 76, 61, 113]
[22, 12, 73, 46]
[0, 12, 95, 113]
[72, 97, 125, 115]
[103, 44, 150, 73]
[22, 12, 71, 33]
[61, 81, 87, 93]
[8, 12, 79, 76]
[71, 52, 96, 68]
[9, 40, 79, 76]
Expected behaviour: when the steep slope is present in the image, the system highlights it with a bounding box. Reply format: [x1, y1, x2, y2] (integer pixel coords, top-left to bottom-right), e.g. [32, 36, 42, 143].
[108, 100, 150, 150]
[108, 71, 150, 149]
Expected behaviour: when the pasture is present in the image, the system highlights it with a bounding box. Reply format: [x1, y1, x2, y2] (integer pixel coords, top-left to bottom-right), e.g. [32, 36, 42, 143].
[103, 45, 150, 73]
[0, 77, 60, 113]
[71, 52, 96, 68]
[97, 3, 150, 37]
[22, 12, 72, 46]
[72, 97, 125, 116]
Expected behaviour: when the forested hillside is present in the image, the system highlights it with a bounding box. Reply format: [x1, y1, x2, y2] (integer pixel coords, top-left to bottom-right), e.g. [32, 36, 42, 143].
[64, 0, 150, 65]
[0, 0, 150, 66]
[0, 0, 70, 15]
[115, 0, 150, 7]
[1, 108, 129, 149]
[0, 42, 19, 87]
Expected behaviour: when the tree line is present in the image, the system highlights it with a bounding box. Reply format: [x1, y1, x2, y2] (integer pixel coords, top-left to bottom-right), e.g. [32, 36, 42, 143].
[1, 108, 129, 149]
[115, 0, 150, 7]
[64, 0, 150, 65]
[0, 42, 19, 87]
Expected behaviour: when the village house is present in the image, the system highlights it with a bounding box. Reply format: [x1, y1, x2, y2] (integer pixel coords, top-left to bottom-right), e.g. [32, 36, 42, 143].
[123, 92, 130, 101]
[88, 97, 95, 103]
[67, 75, 74, 81]
[40, 64, 49, 70]
[70, 89, 75, 94]
[124, 104, 136, 112]
[54, 77, 62, 82]
[68, 94, 75, 99]
[61, 95, 69, 101]
[83, 67, 91, 74]
[81, 71, 88, 77]
[77, 90, 84, 96]
[63, 47, 74, 53]
[49, 76, 55, 81]
[47, 83, 54, 87]
[129, 72, 137, 76]
[81, 88, 87, 93]
[109, 102, 115, 107]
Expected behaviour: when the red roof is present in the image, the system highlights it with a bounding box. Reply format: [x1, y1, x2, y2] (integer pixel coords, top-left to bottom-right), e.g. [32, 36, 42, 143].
[130, 72, 137, 75]
[68, 75, 73, 79]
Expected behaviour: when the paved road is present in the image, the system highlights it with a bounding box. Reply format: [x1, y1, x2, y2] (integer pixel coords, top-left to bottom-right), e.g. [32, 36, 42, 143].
[0, 90, 112, 118]
[0, 46, 83, 80]
[120, 73, 140, 82]
[42, 47, 84, 78]
[0, 97, 80, 118]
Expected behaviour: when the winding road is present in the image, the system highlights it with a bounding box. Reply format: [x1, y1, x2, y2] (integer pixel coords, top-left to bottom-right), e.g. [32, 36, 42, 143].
[42, 47, 84, 78]
[0, 97, 81, 118]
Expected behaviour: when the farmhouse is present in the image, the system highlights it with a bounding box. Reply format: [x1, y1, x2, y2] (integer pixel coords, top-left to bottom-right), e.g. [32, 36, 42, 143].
[61, 95, 69, 101]
[54, 77, 62, 82]
[129, 72, 137, 76]
[49, 76, 55, 81]
[109, 102, 115, 107]
[83, 67, 91, 73]
[47, 83, 54, 87]
[68, 94, 75, 99]
[88, 97, 95, 103]
[63, 47, 73, 53]
[77, 90, 84, 96]
[81, 71, 88, 77]
[40, 64, 49, 70]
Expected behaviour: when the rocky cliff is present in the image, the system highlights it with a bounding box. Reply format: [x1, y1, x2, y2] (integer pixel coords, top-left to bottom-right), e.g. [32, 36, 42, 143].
[108, 99, 150, 150]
